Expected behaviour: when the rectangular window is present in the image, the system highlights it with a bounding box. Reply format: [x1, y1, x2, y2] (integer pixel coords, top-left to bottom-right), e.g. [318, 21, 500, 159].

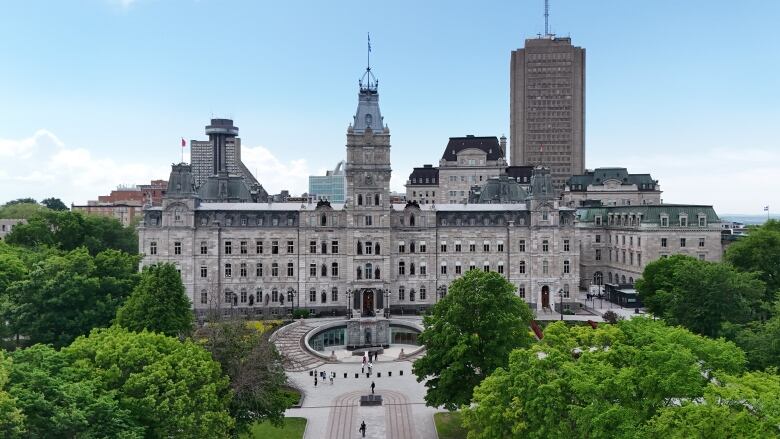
[398, 287, 405, 301]
[200, 266, 207, 278]
[661, 217, 669, 227]
[455, 242, 462, 252]
[150, 241, 157, 255]
[287, 241, 294, 253]
[399, 242, 406, 253]
[661, 238, 668, 248]
[483, 243, 490, 252]
[638, 253, 642, 266]
[224, 263, 232, 278]
[287, 262, 294, 277]
[519, 240, 526, 252]
[310, 241, 317, 253]
[497, 264, 504, 274]
[309, 290, 316, 302]
[420, 264, 427, 275]
[563, 239, 570, 252]
[200, 292, 207, 304]
[200, 241, 208, 255]
[398, 261, 405, 275]
[365, 241, 373, 255]
[271, 263, 279, 277]
[638, 237, 641, 247]
[420, 242, 427, 253]
[310, 264, 317, 277]
[331, 263, 339, 277]
[680, 238, 686, 247]
[441, 242, 447, 252]
[455, 264, 462, 274]
[542, 240, 549, 252]
[680, 217, 688, 227]
[595, 235, 601, 243]
[497, 242, 504, 252]
[518, 286, 525, 298]
[365, 215, 373, 226]
[630, 253, 634, 265]
[174, 242, 181, 255]
[699, 238, 705, 247]
[332, 240, 339, 254]
[441, 264, 447, 275]
[256, 241, 263, 254]
[225, 241, 232, 254]
[256, 263, 263, 276]
[595, 249, 601, 261]
[564, 261, 570, 274]
[699, 254, 706, 261]
[622, 235, 625, 245]
[272, 241, 279, 254]
[483, 263, 490, 272]
[240, 241, 247, 254]
[469, 243, 476, 252]
[699, 217, 706, 227]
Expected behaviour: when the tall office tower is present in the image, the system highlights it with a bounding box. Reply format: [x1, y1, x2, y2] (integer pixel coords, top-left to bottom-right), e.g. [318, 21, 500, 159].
[510, 36, 585, 190]
[190, 119, 263, 191]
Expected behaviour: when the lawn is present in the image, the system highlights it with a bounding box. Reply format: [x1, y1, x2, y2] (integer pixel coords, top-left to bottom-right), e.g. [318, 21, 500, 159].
[244, 417, 307, 439]
[434, 411, 467, 439]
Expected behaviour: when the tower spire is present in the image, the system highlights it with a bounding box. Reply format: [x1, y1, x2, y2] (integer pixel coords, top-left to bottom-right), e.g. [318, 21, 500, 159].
[359, 33, 378, 92]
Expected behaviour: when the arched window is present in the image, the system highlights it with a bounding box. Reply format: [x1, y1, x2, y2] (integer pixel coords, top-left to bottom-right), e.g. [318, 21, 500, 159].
[410, 214, 415, 226]
[621, 275, 626, 284]
[375, 242, 380, 255]
[321, 291, 327, 303]
[374, 266, 380, 279]
[320, 214, 327, 226]
[356, 266, 362, 279]
[321, 264, 327, 277]
[358, 194, 363, 205]
[410, 289, 416, 302]
[248, 294, 254, 306]
[410, 242, 416, 253]
[593, 271, 603, 285]
[608, 272, 613, 283]
[365, 263, 373, 280]
[410, 263, 416, 275]
[629, 277, 634, 284]
[374, 194, 380, 205]
[357, 241, 363, 255]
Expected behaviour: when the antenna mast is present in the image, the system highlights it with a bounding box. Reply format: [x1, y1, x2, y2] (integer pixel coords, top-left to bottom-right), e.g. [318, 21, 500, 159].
[544, 0, 550, 36]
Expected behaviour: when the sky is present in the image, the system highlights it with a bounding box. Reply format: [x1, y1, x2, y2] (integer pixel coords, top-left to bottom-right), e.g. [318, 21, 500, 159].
[0, 0, 778, 214]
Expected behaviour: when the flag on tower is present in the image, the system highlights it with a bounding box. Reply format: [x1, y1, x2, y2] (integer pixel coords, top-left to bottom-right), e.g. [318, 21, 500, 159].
[368, 33, 371, 52]
[181, 137, 186, 148]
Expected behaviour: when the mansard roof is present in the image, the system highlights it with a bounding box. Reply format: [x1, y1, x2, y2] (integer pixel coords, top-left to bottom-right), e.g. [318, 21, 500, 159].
[408, 165, 439, 186]
[441, 136, 504, 161]
[576, 204, 720, 224]
[567, 167, 658, 191]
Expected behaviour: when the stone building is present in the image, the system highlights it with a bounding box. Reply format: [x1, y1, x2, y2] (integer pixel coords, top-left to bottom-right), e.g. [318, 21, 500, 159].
[563, 167, 661, 207]
[0, 219, 25, 241]
[140, 68, 582, 318]
[576, 205, 723, 291]
[510, 36, 586, 189]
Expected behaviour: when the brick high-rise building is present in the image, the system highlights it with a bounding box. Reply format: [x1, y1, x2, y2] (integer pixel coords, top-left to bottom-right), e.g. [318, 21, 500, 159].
[510, 36, 585, 189]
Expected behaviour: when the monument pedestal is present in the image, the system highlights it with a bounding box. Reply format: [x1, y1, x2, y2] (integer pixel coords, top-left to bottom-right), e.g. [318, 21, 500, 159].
[346, 317, 390, 349]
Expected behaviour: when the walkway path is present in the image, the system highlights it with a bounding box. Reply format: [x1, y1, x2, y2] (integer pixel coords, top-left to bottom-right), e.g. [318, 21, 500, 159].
[272, 321, 329, 371]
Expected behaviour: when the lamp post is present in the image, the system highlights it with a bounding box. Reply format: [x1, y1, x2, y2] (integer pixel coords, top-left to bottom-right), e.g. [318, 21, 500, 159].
[384, 289, 390, 318]
[346, 289, 352, 320]
[558, 288, 564, 321]
[288, 288, 296, 317]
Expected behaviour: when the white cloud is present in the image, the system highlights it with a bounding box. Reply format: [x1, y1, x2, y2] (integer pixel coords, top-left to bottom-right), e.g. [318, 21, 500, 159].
[240, 145, 310, 195]
[112, 0, 138, 8]
[0, 130, 168, 205]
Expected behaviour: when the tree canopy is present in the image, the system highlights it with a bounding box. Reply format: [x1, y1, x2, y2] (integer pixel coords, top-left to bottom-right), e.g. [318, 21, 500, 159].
[116, 263, 193, 337]
[39, 197, 68, 211]
[0, 202, 45, 220]
[635, 255, 765, 337]
[726, 219, 780, 301]
[412, 269, 534, 410]
[6, 210, 137, 254]
[462, 318, 754, 439]
[196, 319, 289, 432]
[7, 327, 234, 438]
[7, 247, 140, 348]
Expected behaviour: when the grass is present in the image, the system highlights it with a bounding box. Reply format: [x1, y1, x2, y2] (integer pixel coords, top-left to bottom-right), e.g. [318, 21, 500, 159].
[434, 411, 468, 439]
[280, 387, 301, 408]
[244, 417, 307, 439]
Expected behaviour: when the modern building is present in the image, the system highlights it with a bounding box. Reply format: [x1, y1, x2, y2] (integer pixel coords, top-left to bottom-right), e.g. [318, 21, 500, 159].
[510, 36, 585, 189]
[190, 119, 268, 200]
[309, 161, 347, 203]
[563, 167, 661, 207]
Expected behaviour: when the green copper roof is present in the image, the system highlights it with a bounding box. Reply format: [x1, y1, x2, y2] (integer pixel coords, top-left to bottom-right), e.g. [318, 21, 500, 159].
[576, 205, 720, 224]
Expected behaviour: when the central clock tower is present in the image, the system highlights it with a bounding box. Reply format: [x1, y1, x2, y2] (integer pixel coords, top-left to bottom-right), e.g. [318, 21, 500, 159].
[345, 66, 391, 210]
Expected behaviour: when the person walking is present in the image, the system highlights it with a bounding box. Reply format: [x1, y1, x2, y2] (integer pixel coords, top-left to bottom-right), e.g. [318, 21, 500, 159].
[330, 372, 334, 385]
[359, 420, 366, 437]
[371, 381, 375, 394]
[314, 376, 318, 388]
[368, 361, 373, 374]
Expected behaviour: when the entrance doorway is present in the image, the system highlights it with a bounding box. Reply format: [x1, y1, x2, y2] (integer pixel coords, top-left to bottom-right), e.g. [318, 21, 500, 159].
[541, 286, 550, 308]
[362, 289, 374, 317]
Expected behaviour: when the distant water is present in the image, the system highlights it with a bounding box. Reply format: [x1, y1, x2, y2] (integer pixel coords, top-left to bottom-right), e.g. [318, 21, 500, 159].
[721, 214, 780, 225]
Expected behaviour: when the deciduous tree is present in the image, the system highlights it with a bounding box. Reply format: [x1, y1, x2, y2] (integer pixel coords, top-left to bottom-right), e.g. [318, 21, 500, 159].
[725, 219, 780, 302]
[39, 197, 68, 211]
[412, 269, 534, 410]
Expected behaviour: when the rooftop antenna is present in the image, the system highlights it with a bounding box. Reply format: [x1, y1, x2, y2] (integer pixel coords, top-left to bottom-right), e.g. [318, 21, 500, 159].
[544, 0, 550, 36]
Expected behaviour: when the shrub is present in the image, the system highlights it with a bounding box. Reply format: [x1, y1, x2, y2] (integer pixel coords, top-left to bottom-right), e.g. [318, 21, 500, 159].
[602, 310, 622, 324]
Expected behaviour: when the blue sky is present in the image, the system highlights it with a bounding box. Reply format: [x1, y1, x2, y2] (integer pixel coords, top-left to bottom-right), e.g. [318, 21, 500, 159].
[0, 0, 778, 214]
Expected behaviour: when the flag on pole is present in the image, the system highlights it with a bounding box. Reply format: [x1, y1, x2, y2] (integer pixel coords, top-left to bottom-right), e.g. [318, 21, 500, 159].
[181, 137, 186, 148]
[368, 33, 371, 52]
[765, 206, 770, 212]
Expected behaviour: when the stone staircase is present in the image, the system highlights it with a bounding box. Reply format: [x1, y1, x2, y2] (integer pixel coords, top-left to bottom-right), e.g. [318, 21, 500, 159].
[272, 322, 329, 372]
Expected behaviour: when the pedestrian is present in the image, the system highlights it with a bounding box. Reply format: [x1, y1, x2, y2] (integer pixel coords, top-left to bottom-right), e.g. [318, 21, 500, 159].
[314, 376, 318, 387]
[363, 353, 367, 365]
[359, 420, 366, 437]
[368, 361, 373, 373]
[362, 365, 365, 374]
[330, 372, 334, 384]
[371, 381, 375, 394]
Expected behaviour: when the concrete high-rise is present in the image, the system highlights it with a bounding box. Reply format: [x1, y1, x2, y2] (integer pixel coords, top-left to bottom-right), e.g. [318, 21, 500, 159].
[510, 36, 585, 189]
[189, 118, 263, 193]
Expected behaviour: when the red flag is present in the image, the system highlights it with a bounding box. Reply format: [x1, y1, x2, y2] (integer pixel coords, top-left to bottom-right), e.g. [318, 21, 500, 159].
[181, 137, 186, 147]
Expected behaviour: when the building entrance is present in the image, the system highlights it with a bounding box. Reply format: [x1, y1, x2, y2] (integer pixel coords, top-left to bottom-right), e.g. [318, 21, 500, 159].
[362, 289, 374, 317]
[541, 285, 550, 308]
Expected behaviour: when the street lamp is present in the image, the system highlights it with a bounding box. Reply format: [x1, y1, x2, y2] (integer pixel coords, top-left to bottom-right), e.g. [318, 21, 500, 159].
[346, 289, 353, 320]
[558, 288, 564, 321]
[288, 288, 296, 317]
[384, 289, 390, 318]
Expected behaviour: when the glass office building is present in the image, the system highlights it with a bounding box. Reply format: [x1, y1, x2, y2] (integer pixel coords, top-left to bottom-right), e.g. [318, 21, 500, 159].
[309, 160, 347, 203]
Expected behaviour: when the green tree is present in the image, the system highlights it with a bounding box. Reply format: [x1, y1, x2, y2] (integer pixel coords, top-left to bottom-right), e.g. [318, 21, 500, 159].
[9, 248, 139, 348]
[642, 370, 780, 438]
[116, 263, 193, 337]
[196, 319, 289, 433]
[725, 299, 780, 370]
[412, 269, 534, 410]
[462, 318, 746, 439]
[8, 344, 141, 439]
[636, 255, 765, 337]
[64, 327, 234, 438]
[6, 210, 137, 254]
[3, 198, 37, 206]
[726, 219, 780, 302]
[0, 245, 28, 345]
[39, 197, 68, 211]
[0, 202, 45, 220]
[0, 351, 25, 438]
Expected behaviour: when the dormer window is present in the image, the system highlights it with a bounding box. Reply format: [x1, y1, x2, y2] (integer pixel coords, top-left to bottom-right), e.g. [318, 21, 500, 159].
[174, 210, 181, 221]
[680, 215, 688, 227]
[698, 215, 706, 227]
[660, 215, 669, 227]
